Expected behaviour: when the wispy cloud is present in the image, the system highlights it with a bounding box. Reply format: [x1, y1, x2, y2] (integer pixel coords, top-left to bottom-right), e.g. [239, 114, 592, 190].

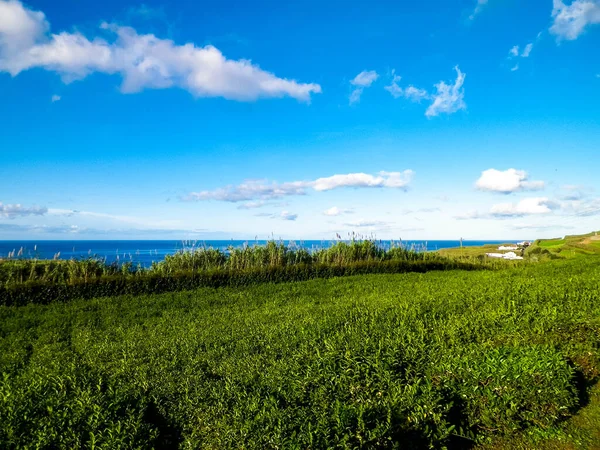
[425, 66, 466, 118]
[254, 210, 298, 221]
[0, 0, 321, 102]
[384, 71, 403, 98]
[236, 200, 288, 210]
[349, 70, 379, 104]
[475, 169, 545, 194]
[186, 170, 414, 203]
[51, 94, 60, 102]
[469, 0, 489, 20]
[507, 42, 534, 71]
[521, 43, 534, 57]
[386, 67, 466, 117]
[550, 0, 600, 41]
[512, 224, 574, 230]
[343, 219, 390, 228]
[490, 197, 558, 217]
[323, 207, 353, 216]
[455, 197, 559, 219]
[0, 202, 47, 218]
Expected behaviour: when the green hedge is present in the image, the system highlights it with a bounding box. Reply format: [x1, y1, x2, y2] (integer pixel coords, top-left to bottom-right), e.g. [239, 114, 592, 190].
[0, 259, 485, 307]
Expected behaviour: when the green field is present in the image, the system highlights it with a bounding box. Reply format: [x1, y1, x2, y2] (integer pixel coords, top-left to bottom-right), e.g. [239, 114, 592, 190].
[1, 256, 600, 449]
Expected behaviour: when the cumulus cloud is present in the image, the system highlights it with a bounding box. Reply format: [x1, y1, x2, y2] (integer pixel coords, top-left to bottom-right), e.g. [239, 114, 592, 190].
[0, 0, 321, 102]
[323, 207, 353, 216]
[475, 169, 545, 193]
[509, 45, 520, 57]
[425, 66, 466, 118]
[469, 0, 489, 20]
[51, 94, 60, 102]
[0, 202, 47, 218]
[550, 0, 600, 40]
[187, 170, 414, 203]
[349, 69, 378, 104]
[490, 197, 558, 217]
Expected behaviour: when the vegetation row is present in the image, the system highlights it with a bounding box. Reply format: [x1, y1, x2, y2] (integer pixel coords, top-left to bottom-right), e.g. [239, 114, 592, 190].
[0, 258, 486, 306]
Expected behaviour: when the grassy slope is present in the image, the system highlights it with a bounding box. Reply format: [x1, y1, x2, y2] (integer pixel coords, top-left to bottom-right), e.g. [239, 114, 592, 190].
[437, 244, 515, 258]
[1, 258, 600, 448]
[529, 232, 600, 259]
[437, 231, 600, 260]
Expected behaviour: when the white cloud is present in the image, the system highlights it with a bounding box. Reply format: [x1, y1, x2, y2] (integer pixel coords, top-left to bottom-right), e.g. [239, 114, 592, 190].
[521, 43, 534, 57]
[187, 179, 307, 202]
[0, 0, 321, 102]
[351, 70, 379, 87]
[349, 69, 378, 104]
[455, 197, 558, 220]
[508, 43, 533, 67]
[404, 86, 429, 102]
[490, 197, 558, 217]
[323, 207, 353, 216]
[384, 71, 403, 98]
[475, 169, 545, 193]
[425, 66, 466, 118]
[187, 170, 414, 203]
[349, 88, 363, 105]
[51, 94, 60, 102]
[550, 0, 600, 40]
[0, 202, 47, 218]
[385, 70, 429, 103]
[469, 0, 489, 20]
[312, 170, 413, 191]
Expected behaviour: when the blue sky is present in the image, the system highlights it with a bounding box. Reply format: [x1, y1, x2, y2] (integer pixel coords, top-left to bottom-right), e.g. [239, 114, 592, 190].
[0, 0, 599, 240]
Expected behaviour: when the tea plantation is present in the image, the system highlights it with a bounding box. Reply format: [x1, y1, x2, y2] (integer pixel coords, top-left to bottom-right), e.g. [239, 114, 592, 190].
[1, 257, 599, 448]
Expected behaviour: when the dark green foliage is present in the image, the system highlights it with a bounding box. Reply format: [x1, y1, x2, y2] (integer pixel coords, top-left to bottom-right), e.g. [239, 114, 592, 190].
[0, 259, 485, 306]
[1, 257, 600, 448]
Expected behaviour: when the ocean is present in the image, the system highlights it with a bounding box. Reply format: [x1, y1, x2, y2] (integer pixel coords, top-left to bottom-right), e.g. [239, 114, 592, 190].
[0, 239, 517, 267]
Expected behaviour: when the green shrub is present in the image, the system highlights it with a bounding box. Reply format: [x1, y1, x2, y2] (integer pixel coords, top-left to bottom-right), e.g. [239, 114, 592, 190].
[433, 346, 578, 442]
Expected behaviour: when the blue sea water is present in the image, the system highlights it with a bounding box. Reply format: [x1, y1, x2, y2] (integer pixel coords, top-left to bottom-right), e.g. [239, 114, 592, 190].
[0, 240, 519, 267]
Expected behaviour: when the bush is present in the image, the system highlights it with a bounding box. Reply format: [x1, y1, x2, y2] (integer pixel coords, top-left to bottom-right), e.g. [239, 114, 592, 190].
[0, 259, 485, 306]
[432, 346, 578, 442]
